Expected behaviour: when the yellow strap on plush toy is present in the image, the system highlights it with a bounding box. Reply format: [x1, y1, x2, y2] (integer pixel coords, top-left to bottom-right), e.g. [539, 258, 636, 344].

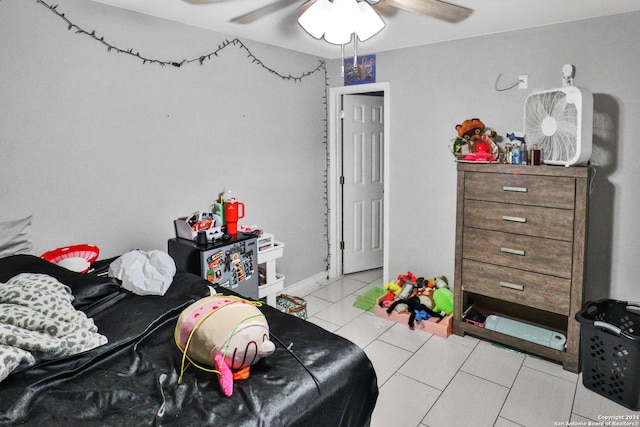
[221, 312, 267, 359]
[175, 296, 264, 384]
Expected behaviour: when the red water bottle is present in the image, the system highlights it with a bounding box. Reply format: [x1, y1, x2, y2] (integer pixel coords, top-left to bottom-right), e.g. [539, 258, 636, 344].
[224, 200, 244, 235]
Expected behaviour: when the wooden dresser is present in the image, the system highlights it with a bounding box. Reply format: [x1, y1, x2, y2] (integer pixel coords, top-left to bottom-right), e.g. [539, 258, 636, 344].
[453, 163, 590, 372]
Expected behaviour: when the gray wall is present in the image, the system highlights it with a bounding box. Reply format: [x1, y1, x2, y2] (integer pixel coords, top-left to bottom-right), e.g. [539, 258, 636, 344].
[328, 11, 640, 303]
[2, 0, 639, 303]
[0, 0, 328, 285]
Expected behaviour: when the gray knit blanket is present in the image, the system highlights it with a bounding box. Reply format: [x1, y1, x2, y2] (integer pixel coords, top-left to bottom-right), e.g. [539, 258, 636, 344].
[0, 273, 107, 383]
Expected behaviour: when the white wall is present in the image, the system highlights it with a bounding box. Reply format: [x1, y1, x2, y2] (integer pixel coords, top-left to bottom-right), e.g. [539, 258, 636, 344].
[327, 11, 640, 303]
[0, 0, 328, 285]
[2, 0, 639, 303]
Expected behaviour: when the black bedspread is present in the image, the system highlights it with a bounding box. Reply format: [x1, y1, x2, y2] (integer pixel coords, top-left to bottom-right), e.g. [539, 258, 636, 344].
[0, 255, 378, 426]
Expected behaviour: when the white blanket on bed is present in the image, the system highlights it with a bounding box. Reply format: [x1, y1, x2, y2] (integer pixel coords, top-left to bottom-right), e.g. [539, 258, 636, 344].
[0, 273, 108, 383]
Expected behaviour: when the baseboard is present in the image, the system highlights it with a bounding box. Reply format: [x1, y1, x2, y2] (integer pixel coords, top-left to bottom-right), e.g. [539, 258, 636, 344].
[283, 271, 328, 297]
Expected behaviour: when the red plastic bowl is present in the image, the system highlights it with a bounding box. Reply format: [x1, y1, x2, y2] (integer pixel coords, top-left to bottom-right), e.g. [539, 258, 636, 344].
[41, 244, 100, 273]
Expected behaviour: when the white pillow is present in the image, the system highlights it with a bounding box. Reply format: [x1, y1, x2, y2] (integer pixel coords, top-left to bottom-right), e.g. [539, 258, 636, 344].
[0, 216, 34, 259]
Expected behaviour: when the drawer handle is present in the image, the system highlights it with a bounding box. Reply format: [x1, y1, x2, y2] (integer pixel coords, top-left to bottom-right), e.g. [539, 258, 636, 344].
[500, 281, 524, 291]
[503, 186, 528, 193]
[501, 215, 526, 223]
[501, 247, 525, 256]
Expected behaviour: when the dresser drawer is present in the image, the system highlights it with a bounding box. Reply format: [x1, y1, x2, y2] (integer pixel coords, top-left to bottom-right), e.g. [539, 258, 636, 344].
[463, 228, 573, 279]
[463, 199, 574, 241]
[461, 259, 571, 315]
[464, 172, 576, 209]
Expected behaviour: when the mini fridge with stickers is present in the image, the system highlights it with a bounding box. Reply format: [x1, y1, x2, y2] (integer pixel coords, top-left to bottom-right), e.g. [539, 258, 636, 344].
[168, 234, 258, 300]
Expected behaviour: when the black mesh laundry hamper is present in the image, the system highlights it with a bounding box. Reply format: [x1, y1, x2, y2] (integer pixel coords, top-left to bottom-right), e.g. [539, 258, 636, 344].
[575, 299, 640, 411]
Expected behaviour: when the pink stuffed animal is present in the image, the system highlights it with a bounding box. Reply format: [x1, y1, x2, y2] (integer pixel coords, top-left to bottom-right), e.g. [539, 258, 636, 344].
[174, 295, 275, 397]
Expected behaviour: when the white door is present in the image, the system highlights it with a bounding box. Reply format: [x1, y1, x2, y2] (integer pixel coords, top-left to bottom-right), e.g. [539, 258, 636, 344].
[342, 94, 384, 274]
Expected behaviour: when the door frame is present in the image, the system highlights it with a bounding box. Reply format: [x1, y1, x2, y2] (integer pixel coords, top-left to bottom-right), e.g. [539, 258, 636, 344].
[327, 82, 390, 284]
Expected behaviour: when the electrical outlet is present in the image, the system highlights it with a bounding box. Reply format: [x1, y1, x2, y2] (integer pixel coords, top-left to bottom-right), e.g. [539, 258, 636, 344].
[519, 75, 528, 89]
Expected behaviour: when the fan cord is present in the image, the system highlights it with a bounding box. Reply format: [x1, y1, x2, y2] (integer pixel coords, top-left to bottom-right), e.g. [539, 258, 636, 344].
[495, 73, 524, 92]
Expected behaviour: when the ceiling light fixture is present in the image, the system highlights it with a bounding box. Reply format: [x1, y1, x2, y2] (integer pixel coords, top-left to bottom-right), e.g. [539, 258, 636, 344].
[298, 0, 385, 75]
[297, 0, 333, 40]
[299, 0, 385, 44]
[355, 1, 386, 41]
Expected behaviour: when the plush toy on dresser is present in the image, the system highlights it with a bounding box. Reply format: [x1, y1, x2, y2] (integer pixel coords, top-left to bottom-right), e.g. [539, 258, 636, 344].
[452, 118, 499, 162]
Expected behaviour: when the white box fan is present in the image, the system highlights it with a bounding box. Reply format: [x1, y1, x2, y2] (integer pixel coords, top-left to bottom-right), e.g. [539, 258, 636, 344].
[524, 86, 593, 166]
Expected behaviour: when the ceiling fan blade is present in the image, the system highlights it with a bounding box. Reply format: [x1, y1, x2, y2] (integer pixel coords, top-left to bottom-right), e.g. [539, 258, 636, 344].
[371, 2, 398, 18]
[293, 0, 318, 20]
[230, 0, 301, 24]
[382, 0, 472, 23]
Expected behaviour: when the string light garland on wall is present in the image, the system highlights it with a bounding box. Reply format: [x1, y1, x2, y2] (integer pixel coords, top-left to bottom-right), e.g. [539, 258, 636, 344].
[26, 0, 333, 273]
[34, 0, 325, 82]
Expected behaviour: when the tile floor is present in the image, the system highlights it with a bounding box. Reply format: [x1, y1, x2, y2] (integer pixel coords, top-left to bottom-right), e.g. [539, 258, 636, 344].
[298, 268, 640, 427]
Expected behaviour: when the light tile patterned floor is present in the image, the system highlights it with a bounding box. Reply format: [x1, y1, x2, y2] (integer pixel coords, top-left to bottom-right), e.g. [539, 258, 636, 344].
[299, 269, 640, 427]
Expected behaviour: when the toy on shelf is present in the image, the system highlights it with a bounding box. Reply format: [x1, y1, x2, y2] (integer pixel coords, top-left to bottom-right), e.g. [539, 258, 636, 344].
[451, 118, 499, 162]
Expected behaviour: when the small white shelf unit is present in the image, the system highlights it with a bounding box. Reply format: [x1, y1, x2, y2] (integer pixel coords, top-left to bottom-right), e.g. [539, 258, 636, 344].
[257, 234, 285, 307]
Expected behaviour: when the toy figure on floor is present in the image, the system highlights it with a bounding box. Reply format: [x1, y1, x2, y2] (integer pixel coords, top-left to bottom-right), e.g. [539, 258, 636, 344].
[386, 286, 443, 330]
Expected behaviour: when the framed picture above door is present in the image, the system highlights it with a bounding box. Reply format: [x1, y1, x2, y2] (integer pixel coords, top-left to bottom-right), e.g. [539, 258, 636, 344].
[344, 54, 376, 86]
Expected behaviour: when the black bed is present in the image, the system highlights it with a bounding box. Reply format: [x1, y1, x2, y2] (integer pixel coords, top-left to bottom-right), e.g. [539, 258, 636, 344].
[0, 254, 378, 426]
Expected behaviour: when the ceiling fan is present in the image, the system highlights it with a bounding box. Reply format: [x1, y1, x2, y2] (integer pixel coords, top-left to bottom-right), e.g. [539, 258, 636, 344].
[182, 0, 473, 25]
